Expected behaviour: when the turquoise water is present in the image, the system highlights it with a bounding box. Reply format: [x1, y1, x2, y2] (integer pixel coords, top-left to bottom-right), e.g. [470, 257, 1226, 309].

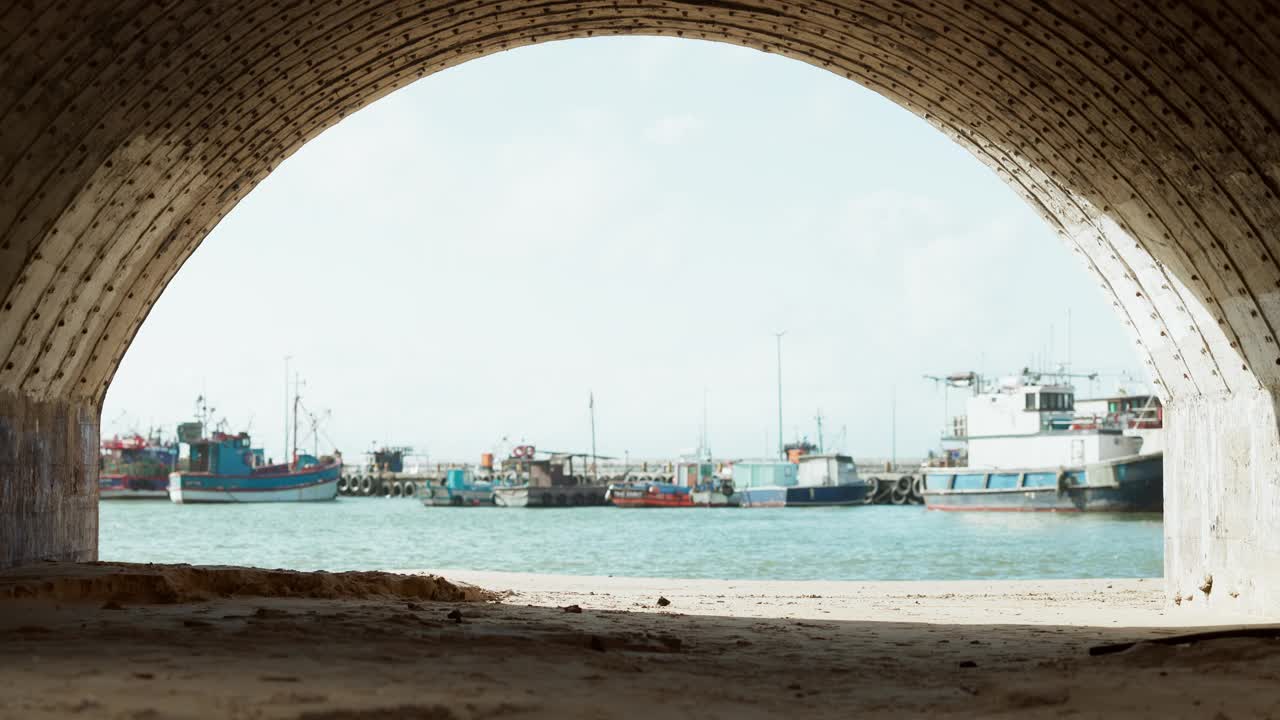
[99, 499, 1163, 580]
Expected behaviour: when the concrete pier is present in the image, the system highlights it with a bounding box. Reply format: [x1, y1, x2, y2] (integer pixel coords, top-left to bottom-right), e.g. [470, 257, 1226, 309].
[0, 391, 97, 566]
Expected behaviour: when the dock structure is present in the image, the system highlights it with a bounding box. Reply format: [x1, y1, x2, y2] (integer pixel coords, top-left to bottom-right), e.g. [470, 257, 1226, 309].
[338, 456, 925, 505]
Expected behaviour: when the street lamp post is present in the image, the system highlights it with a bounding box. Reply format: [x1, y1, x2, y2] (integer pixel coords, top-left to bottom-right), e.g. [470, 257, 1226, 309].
[283, 355, 292, 464]
[774, 331, 786, 460]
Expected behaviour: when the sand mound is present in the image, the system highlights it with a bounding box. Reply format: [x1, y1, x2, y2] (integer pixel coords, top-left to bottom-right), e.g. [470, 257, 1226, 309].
[0, 562, 490, 604]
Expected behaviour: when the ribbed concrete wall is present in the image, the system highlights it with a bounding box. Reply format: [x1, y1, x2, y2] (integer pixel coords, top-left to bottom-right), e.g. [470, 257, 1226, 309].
[1, 1, 1277, 611]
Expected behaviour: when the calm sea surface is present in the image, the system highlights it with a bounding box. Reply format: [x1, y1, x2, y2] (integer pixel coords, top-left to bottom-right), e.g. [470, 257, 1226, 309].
[100, 499, 1163, 580]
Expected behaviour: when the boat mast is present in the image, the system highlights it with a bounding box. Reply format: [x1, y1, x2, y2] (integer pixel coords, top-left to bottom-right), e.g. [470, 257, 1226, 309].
[291, 373, 300, 465]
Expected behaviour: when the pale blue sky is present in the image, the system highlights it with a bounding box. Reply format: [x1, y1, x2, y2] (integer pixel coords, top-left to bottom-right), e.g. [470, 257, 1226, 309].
[103, 37, 1144, 463]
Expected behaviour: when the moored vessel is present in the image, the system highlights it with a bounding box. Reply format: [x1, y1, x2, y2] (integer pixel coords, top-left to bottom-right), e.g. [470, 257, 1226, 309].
[169, 431, 342, 503]
[99, 433, 178, 499]
[492, 449, 609, 508]
[786, 453, 872, 507]
[607, 481, 694, 507]
[607, 460, 723, 508]
[422, 468, 496, 506]
[921, 371, 1162, 512]
[730, 461, 796, 508]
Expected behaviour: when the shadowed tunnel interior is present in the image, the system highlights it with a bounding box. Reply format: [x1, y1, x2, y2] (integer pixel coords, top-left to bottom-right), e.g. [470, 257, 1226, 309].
[1, 1, 1279, 612]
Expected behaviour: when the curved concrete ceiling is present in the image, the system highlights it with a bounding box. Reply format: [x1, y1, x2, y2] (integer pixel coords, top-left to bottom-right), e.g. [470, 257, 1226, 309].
[5, 1, 1280, 610]
[1, 1, 1277, 412]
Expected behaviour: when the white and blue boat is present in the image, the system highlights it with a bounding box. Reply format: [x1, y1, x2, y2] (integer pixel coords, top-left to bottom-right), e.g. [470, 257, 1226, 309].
[920, 372, 1162, 512]
[169, 431, 341, 503]
[787, 454, 871, 506]
[730, 461, 797, 508]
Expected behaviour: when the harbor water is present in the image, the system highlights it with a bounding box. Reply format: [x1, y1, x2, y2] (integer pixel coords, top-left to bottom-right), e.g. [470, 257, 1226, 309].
[100, 499, 1163, 580]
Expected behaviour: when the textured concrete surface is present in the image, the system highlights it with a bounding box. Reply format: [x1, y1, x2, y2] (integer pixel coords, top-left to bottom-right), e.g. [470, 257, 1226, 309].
[0, 391, 97, 566]
[1, 2, 1279, 610]
[2, 566, 1278, 719]
[1164, 388, 1280, 613]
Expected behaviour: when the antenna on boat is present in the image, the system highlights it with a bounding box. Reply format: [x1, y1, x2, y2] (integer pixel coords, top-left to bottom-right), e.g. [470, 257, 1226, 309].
[291, 373, 304, 465]
[194, 394, 215, 439]
[305, 407, 330, 457]
[814, 409, 824, 454]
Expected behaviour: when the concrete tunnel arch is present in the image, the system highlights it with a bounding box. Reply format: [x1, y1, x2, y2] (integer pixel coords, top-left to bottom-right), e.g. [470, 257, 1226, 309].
[1, 1, 1278, 612]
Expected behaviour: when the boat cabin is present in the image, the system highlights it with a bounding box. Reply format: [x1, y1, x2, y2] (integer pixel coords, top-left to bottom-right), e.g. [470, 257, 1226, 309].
[1074, 394, 1163, 429]
[184, 432, 267, 475]
[731, 461, 798, 489]
[674, 461, 715, 488]
[963, 380, 1142, 467]
[795, 454, 860, 487]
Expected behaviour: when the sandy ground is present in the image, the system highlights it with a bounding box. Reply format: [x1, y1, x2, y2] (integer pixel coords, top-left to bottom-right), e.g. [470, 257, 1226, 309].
[1, 563, 1279, 719]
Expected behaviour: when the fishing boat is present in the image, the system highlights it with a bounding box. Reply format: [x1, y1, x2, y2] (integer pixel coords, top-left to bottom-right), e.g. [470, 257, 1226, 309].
[99, 433, 177, 499]
[492, 451, 608, 508]
[607, 460, 721, 508]
[920, 371, 1162, 512]
[690, 484, 732, 506]
[607, 481, 693, 507]
[787, 453, 872, 507]
[169, 431, 342, 503]
[684, 460, 733, 507]
[492, 485, 532, 507]
[730, 461, 797, 508]
[422, 468, 496, 506]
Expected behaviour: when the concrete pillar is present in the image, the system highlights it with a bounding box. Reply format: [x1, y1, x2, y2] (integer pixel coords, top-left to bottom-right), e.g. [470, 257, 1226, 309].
[1165, 388, 1280, 614]
[0, 391, 98, 567]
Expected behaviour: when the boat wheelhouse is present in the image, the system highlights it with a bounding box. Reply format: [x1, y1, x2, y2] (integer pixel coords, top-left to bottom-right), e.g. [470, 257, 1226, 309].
[422, 468, 496, 506]
[1074, 392, 1165, 455]
[730, 461, 796, 508]
[492, 452, 608, 508]
[169, 431, 342, 503]
[681, 460, 733, 507]
[787, 454, 871, 507]
[921, 373, 1162, 512]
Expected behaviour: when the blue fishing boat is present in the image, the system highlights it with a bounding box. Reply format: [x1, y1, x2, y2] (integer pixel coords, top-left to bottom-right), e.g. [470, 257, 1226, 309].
[169, 431, 341, 503]
[787, 454, 872, 507]
[730, 461, 796, 508]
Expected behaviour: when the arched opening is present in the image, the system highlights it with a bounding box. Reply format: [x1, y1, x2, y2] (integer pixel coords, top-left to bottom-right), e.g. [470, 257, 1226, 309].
[2, 2, 1278, 618]
[97, 36, 1157, 579]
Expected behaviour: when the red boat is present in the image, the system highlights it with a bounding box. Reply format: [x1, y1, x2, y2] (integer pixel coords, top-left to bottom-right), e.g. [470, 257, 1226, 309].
[607, 482, 694, 508]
